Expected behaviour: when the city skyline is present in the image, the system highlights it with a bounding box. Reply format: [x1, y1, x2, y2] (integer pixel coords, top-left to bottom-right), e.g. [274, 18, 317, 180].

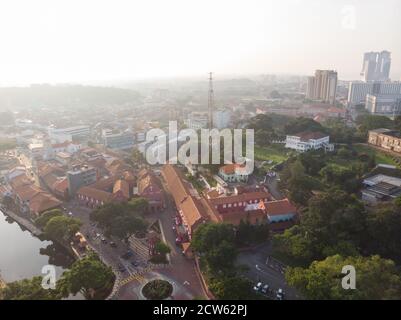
[0, 0, 400, 85]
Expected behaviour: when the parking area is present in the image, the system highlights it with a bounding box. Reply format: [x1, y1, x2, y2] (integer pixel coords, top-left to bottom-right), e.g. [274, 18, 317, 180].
[236, 242, 300, 300]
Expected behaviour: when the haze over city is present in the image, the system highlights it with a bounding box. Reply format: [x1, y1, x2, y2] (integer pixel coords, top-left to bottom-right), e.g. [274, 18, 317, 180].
[2, 0, 401, 307]
[0, 0, 400, 85]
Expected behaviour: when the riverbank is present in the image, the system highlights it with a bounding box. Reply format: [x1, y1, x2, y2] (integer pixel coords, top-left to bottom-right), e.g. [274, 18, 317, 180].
[0, 206, 42, 236]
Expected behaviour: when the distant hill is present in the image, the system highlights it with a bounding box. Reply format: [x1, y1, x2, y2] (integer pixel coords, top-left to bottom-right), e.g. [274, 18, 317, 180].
[0, 84, 141, 110]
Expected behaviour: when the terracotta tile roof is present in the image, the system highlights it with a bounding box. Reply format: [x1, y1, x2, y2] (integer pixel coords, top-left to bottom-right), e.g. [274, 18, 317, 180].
[113, 179, 130, 199]
[29, 193, 62, 214]
[209, 191, 272, 206]
[106, 159, 130, 174]
[138, 170, 161, 194]
[77, 186, 112, 202]
[14, 184, 43, 201]
[217, 209, 267, 225]
[9, 174, 33, 189]
[162, 164, 210, 233]
[220, 163, 247, 175]
[38, 164, 65, 178]
[265, 198, 297, 216]
[53, 178, 68, 193]
[327, 107, 346, 114]
[89, 176, 117, 191]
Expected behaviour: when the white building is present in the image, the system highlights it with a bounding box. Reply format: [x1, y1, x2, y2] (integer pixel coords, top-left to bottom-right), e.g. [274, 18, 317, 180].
[365, 94, 401, 117]
[285, 132, 333, 152]
[347, 81, 401, 106]
[218, 163, 249, 183]
[102, 129, 134, 150]
[48, 125, 90, 143]
[213, 109, 232, 129]
[185, 112, 208, 130]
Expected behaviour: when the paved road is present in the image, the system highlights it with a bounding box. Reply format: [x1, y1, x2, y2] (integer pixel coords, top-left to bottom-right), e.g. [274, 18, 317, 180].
[264, 175, 284, 200]
[64, 196, 202, 299]
[146, 174, 206, 298]
[237, 242, 300, 300]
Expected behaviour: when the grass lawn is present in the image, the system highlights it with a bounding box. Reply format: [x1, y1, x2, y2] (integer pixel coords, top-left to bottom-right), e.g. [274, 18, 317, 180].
[353, 144, 399, 166]
[254, 145, 291, 166]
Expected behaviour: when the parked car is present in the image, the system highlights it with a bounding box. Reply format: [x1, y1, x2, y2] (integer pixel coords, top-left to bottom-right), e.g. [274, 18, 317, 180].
[276, 288, 285, 300]
[110, 241, 117, 247]
[253, 282, 262, 292]
[117, 263, 126, 272]
[261, 284, 269, 294]
[101, 237, 107, 244]
[130, 261, 138, 267]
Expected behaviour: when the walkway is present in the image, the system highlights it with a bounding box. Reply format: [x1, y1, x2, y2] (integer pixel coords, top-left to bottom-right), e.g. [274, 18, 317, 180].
[0, 207, 42, 236]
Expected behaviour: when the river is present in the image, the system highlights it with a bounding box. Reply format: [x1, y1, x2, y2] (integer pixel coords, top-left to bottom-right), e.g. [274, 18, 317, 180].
[0, 210, 83, 299]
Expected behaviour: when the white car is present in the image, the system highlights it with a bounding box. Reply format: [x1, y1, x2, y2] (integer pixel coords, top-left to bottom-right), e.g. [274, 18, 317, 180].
[276, 288, 285, 300]
[253, 282, 262, 292]
[261, 284, 269, 294]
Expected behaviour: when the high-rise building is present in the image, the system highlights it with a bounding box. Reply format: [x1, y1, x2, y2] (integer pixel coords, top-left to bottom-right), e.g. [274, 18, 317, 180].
[306, 70, 337, 105]
[348, 81, 401, 106]
[213, 109, 232, 129]
[360, 51, 391, 82]
[365, 94, 401, 117]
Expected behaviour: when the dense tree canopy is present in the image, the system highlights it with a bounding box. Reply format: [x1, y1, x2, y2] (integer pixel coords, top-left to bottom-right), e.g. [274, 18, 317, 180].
[284, 117, 324, 135]
[274, 190, 366, 265]
[365, 200, 401, 263]
[90, 202, 148, 239]
[356, 114, 394, 137]
[286, 255, 401, 300]
[0, 276, 61, 300]
[44, 216, 82, 244]
[58, 252, 115, 299]
[208, 275, 257, 300]
[35, 209, 63, 228]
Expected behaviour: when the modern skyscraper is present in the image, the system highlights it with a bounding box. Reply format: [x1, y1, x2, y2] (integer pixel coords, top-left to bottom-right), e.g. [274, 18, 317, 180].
[306, 70, 338, 105]
[360, 51, 391, 82]
[347, 81, 401, 106]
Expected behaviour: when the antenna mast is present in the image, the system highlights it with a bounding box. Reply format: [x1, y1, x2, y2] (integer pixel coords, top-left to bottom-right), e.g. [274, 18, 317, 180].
[208, 72, 214, 129]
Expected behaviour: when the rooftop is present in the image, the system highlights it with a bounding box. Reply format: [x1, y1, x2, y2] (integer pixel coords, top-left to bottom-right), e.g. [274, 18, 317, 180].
[291, 131, 328, 141]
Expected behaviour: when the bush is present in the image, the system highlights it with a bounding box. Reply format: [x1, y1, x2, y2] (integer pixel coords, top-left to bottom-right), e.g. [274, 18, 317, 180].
[142, 280, 173, 300]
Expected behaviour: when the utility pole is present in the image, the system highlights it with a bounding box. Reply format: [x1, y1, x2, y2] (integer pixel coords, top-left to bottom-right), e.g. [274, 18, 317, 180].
[208, 72, 214, 129]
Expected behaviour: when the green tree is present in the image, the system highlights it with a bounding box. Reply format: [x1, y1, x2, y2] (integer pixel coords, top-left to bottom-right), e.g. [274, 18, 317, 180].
[58, 252, 114, 299]
[209, 276, 257, 300]
[35, 209, 63, 228]
[284, 117, 324, 135]
[128, 197, 149, 215]
[44, 216, 82, 244]
[286, 255, 401, 300]
[192, 223, 237, 273]
[365, 202, 401, 262]
[154, 241, 171, 255]
[90, 202, 148, 239]
[0, 276, 61, 300]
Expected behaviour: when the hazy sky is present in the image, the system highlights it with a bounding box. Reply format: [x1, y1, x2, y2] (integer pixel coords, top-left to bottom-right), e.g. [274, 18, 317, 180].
[0, 0, 400, 85]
